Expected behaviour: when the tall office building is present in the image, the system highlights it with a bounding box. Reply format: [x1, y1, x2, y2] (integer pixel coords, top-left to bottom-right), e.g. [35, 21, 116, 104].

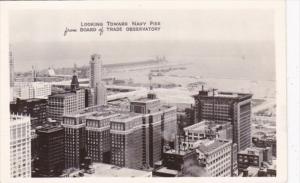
[35, 126, 64, 177]
[62, 114, 86, 169]
[128, 93, 177, 168]
[110, 113, 144, 169]
[47, 89, 85, 122]
[10, 114, 31, 178]
[61, 94, 177, 170]
[86, 112, 119, 163]
[47, 78, 85, 122]
[89, 54, 107, 105]
[10, 46, 14, 87]
[193, 88, 252, 151]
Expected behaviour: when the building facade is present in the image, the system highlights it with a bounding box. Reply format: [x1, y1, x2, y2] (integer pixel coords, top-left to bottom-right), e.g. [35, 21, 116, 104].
[237, 147, 264, 174]
[10, 46, 14, 87]
[110, 113, 144, 169]
[86, 112, 118, 163]
[47, 89, 85, 122]
[183, 120, 232, 144]
[10, 114, 31, 178]
[14, 82, 51, 100]
[10, 98, 47, 128]
[62, 114, 86, 169]
[89, 54, 107, 105]
[129, 93, 177, 168]
[193, 88, 252, 151]
[35, 126, 64, 177]
[197, 139, 232, 177]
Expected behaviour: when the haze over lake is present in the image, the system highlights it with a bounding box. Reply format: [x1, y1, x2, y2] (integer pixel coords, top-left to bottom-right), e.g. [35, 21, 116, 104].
[11, 40, 275, 81]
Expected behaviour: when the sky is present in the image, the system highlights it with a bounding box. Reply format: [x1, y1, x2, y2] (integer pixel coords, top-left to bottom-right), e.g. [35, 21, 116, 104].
[9, 9, 275, 80]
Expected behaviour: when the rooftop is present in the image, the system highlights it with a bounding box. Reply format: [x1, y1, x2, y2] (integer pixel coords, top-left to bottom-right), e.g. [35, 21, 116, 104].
[85, 163, 152, 177]
[49, 91, 76, 98]
[238, 147, 264, 155]
[198, 139, 230, 154]
[36, 126, 63, 133]
[184, 120, 214, 132]
[165, 149, 194, 156]
[86, 111, 120, 121]
[154, 167, 178, 176]
[110, 112, 142, 123]
[193, 90, 252, 100]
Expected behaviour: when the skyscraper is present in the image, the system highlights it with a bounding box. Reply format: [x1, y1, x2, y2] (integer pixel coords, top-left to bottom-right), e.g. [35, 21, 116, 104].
[47, 89, 85, 122]
[62, 114, 86, 169]
[47, 77, 85, 122]
[9, 46, 14, 87]
[10, 114, 31, 178]
[193, 88, 252, 151]
[128, 93, 177, 168]
[86, 112, 119, 163]
[89, 54, 106, 105]
[35, 126, 64, 177]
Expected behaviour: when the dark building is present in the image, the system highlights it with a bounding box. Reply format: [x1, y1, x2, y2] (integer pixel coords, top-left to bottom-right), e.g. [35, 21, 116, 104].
[193, 88, 252, 151]
[62, 114, 87, 169]
[84, 88, 95, 107]
[177, 105, 196, 136]
[86, 112, 118, 163]
[34, 126, 64, 177]
[10, 98, 47, 128]
[70, 72, 79, 92]
[153, 149, 202, 177]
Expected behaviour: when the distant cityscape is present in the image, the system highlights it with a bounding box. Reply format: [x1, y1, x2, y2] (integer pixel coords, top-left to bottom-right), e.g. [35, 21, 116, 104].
[9, 47, 276, 177]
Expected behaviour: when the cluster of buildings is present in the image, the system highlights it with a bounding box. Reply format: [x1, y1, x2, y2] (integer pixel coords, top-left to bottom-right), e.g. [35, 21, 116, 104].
[9, 50, 276, 177]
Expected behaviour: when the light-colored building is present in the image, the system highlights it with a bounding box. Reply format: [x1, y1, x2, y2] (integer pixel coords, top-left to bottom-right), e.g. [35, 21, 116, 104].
[183, 120, 232, 143]
[14, 82, 51, 100]
[10, 46, 14, 87]
[10, 114, 31, 178]
[196, 139, 232, 177]
[61, 163, 152, 177]
[90, 54, 107, 105]
[47, 89, 85, 122]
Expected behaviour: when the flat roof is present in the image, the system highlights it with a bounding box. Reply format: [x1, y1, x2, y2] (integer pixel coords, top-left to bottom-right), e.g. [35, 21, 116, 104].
[155, 167, 178, 175]
[85, 163, 152, 177]
[37, 126, 63, 133]
[193, 90, 252, 100]
[86, 111, 120, 120]
[49, 92, 76, 98]
[165, 149, 194, 156]
[184, 120, 214, 131]
[238, 147, 263, 155]
[110, 112, 142, 123]
[131, 96, 160, 103]
[198, 139, 230, 154]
